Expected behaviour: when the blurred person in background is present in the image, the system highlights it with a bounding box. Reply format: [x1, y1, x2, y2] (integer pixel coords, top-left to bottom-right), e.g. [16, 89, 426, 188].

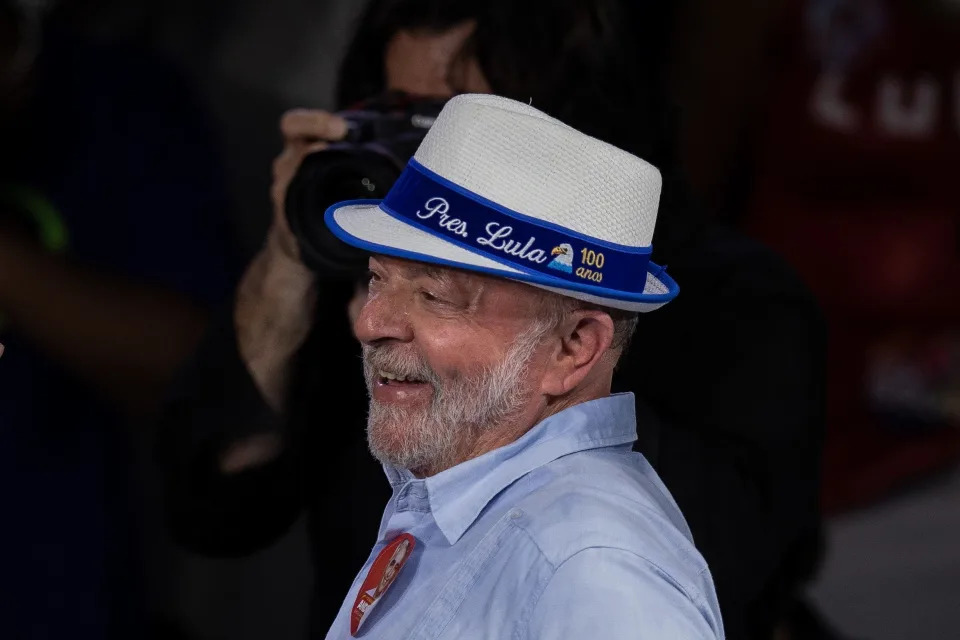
[159, 0, 826, 638]
[0, 0, 234, 636]
[675, 0, 960, 515]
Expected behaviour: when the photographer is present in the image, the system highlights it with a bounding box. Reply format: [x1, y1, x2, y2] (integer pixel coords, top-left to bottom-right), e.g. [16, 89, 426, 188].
[158, 1, 825, 637]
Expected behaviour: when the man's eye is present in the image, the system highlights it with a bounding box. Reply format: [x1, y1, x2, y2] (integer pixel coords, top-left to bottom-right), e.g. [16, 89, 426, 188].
[367, 270, 383, 285]
[420, 289, 442, 303]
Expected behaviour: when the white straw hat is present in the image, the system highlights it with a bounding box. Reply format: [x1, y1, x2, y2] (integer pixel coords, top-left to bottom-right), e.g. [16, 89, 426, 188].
[324, 93, 678, 312]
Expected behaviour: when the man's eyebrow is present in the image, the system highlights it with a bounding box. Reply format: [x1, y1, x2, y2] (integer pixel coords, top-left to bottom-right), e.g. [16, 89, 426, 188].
[406, 261, 484, 308]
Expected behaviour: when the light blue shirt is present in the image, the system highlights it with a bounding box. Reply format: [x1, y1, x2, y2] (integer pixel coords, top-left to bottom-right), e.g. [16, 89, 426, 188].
[325, 393, 724, 639]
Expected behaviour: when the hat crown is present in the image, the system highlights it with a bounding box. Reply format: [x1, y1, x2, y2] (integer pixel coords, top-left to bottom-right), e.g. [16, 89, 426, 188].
[413, 94, 662, 248]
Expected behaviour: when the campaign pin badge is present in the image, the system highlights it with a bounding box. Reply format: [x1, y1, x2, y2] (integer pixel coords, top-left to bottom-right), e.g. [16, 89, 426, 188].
[350, 533, 416, 636]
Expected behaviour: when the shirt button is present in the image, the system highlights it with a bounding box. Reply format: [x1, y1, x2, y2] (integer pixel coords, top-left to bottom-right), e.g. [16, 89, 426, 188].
[510, 509, 523, 520]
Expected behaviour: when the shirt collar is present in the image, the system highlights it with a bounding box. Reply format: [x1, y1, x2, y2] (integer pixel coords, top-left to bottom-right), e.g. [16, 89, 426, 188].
[384, 393, 638, 545]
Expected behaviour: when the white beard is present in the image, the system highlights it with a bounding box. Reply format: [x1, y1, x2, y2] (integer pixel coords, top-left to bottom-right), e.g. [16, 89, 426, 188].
[361, 321, 548, 474]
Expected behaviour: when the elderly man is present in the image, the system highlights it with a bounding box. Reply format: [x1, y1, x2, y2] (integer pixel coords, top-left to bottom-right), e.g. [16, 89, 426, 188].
[319, 93, 723, 639]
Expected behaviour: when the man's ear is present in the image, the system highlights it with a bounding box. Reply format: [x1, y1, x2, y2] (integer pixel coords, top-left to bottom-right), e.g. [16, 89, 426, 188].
[540, 309, 615, 396]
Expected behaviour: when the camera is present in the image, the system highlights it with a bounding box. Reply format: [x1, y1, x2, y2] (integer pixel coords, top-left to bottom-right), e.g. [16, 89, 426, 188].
[284, 91, 447, 278]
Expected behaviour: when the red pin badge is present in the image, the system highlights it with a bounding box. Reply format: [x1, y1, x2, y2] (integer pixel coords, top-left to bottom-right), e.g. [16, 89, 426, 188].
[350, 533, 416, 636]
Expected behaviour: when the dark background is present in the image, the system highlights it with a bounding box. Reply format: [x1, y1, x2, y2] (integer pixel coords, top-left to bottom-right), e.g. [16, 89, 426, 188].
[1, 1, 958, 638]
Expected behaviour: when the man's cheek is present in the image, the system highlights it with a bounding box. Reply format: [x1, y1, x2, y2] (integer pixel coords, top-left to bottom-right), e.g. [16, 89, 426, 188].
[348, 283, 369, 330]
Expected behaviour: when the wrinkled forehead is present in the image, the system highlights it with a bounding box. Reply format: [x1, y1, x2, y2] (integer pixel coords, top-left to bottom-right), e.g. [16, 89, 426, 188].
[371, 255, 549, 316]
[373, 255, 488, 289]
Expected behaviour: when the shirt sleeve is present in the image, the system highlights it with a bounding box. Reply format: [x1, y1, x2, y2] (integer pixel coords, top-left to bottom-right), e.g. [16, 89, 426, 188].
[155, 308, 305, 557]
[155, 280, 368, 563]
[528, 548, 723, 640]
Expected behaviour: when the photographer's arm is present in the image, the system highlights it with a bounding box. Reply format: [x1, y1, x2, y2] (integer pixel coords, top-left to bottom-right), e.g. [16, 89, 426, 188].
[156, 108, 350, 555]
[155, 229, 318, 555]
[221, 107, 347, 468]
[157, 304, 307, 556]
[235, 231, 317, 413]
[175, 108, 348, 474]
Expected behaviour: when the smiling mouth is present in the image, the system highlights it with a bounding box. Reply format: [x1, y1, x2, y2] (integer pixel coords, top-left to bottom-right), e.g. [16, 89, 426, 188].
[377, 369, 428, 386]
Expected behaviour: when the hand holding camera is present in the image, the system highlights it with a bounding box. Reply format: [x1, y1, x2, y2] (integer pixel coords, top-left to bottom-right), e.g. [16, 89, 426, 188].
[234, 108, 349, 414]
[236, 91, 446, 416]
[267, 108, 350, 268]
[283, 91, 447, 278]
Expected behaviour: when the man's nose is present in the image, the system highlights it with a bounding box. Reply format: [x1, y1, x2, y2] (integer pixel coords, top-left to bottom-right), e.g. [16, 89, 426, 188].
[354, 287, 414, 345]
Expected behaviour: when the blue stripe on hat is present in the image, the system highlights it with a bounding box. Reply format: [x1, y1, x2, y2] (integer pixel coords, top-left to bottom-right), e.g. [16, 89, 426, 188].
[376, 159, 652, 294]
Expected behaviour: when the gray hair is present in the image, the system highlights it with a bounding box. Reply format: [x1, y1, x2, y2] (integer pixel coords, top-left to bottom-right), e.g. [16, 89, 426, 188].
[534, 292, 639, 354]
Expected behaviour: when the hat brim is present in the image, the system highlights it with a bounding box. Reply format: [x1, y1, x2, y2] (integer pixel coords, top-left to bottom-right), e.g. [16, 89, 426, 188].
[325, 200, 678, 312]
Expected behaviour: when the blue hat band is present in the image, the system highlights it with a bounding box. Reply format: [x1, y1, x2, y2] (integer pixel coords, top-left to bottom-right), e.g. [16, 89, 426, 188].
[380, 159, 652, 294]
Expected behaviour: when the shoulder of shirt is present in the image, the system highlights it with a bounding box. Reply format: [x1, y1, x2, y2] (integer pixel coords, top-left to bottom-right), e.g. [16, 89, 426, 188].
[503, 447, 713, 594]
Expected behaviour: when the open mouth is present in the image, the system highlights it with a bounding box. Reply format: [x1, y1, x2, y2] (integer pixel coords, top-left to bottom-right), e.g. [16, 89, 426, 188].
[377, 369, 428, 386]
[370, 367, 434, 405]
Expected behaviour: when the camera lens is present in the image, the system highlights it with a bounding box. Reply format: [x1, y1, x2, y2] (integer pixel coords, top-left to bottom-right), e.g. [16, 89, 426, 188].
[285, 148, 401, 277]
[282, 93, 446, 278]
